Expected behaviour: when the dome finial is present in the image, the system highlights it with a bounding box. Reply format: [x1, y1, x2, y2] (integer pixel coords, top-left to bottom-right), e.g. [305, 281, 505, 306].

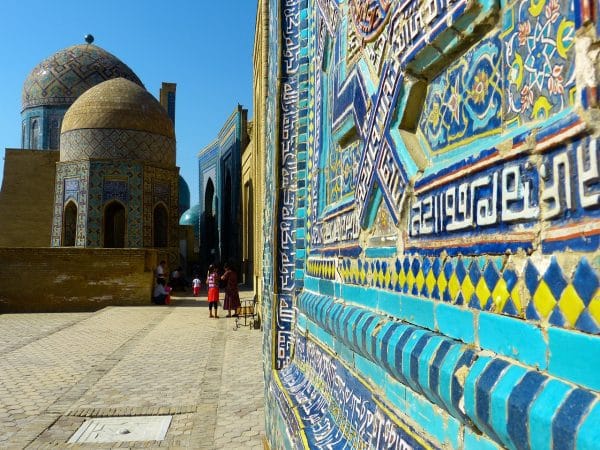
[84, 34, 94, 44]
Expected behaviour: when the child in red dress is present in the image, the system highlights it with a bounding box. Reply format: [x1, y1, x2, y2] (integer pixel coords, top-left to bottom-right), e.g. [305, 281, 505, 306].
[206, 265, 219, 318]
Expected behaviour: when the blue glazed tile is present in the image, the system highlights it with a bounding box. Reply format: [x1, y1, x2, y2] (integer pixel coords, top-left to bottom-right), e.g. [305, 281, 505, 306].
[437, 344, 466, 418]
[528, 379, 572, 450]
[503, 269, 518, 291]
[525, 301, 541, 321]
[456, 258, 468, 283]
[401, 330, 429, 394]
[428, 340, 452, 406]
[524, 260, 540, 296]
[470, 262, 483, 288]
[479, 312, 547, 368]
[402, 295, 435, 330]
[549, 308, 567, 327]
[544, 257, 568, 300]
[502, 298, 520, 317]
[410, 333, 435, 388]
[375, 322, 397, 367]
[435, 303, 475, 344]
[552, 389, 596, 450]
[417, 336, 445, 400]
[572, 258, 598, 305]
[455, 292, 465, 306]
[574, 310, 600, 334]
[464, 356, 495, 422]
[393, 326, 418, 384]
[576, 401, 600, 450]
[474, 359, 510, 440]
[548, 327, 600, 391]
[507, 371, 547, 450]
[489, 364, 528, 447]
[452, 349, 478, 416]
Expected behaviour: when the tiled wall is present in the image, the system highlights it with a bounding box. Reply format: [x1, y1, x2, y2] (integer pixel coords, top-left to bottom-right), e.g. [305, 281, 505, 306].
[263, 0, 600, 448]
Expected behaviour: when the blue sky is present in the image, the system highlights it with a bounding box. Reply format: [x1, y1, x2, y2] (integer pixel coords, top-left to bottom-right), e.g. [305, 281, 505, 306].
[0, 0, 257, 206]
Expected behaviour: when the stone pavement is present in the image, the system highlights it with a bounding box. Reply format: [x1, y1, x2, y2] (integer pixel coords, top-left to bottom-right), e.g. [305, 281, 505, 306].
[0, 290, 265, 449]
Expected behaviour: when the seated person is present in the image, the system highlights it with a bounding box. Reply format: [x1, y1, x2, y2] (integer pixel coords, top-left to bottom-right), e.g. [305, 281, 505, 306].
[153, 278, 169, 305]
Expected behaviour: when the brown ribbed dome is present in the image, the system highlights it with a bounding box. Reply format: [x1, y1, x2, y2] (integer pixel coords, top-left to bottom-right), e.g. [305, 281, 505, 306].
[61, 78, 174, 138]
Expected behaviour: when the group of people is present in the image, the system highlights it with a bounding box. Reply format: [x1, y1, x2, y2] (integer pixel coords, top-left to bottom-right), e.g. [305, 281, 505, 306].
[152, 260, 241, 317]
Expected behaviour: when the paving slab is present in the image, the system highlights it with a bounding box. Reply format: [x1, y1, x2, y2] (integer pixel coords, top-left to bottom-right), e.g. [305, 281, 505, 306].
[0, 290, 265, 448]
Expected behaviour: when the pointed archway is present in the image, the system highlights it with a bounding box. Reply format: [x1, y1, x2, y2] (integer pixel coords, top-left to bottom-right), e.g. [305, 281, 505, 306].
[104, 201, 126, 248]
[62, 201, 77, 247]
[153, 203, 169, 247]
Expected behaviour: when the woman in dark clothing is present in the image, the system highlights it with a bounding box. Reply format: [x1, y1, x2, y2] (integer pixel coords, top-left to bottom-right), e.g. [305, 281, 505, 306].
[221, 262, 241, 317]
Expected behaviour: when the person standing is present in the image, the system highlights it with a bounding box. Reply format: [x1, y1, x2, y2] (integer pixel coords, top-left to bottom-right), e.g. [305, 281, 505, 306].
[192, 274, 201, 297]
[221, 262, 241, 317]
[206, 265, 219, 318]
[155, 260, 167, 282]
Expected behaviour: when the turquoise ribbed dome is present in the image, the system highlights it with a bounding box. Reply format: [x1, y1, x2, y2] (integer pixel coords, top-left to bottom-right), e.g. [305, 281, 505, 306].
[179, 176, 191, 215]
[179, 204, 200, 226]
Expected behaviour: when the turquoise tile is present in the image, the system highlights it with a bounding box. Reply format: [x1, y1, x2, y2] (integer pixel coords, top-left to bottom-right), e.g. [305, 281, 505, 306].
[437, 344, 464, 416]
[463, 356, 495, 422]
[297, 313, 307, 332]
[401, 330, 429, 393]
[464, 427, 502, 450]
[529, 379, 572, 450]
[384, 374, 407, 413]
[304, 275, 318, 292]
[355, 353, 385, 387]
[576, 401, 600, 450]
[435, 303, 475, 344]
[404, 388, 461, 449]
[479, 312, 546, 368]
[401, 294, 435, 330]
[549, 327, 600, 391]
[417, 336, 446, 399]
[378, 289, 402, 317]
[489, 364, 527, 447]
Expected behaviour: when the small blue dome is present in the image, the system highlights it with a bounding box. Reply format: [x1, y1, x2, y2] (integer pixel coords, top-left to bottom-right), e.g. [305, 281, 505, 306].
[180, 203, 200, 226]
[179, 175, 191, 215]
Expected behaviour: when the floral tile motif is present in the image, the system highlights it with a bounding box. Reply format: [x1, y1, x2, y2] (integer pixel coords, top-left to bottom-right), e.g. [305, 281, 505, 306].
[502, 0, 576, 125]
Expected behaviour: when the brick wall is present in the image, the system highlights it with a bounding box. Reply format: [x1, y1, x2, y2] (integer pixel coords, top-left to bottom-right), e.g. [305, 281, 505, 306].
[0, 248, 158, 313]
[0, 149, 58, 247]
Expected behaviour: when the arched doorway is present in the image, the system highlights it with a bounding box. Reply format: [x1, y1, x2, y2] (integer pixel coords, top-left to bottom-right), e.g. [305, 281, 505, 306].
[153, 203, 169, 247]
[30, 119, 39, 149]
[104, 201, 126, 248]
[201, 178, 218, 269]
[222, 171, 233, 261]
[62, 201, 77, 247]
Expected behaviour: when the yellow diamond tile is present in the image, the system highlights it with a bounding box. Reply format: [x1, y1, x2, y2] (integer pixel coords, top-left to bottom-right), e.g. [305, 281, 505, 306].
[491, 278, 510, 311]
[426, 270, 437, 295]
[437, 272, 448, 295]
[391, 269, 398, 287]
[407, 270, 416, 291]
[448, 273, 460, 302]
[385, 269, 391, 287]
[533, 280, 557, 319]
[378, 269, 385, 286]
[588, 291, 600, 323]
[476, 278, 492, 308]
[461, 276, 476, 304]
[511, 283, 523, 315]
[558, 285, 586, 326]
[360, 267, 366, 284]
[399, 269, 407, 289]
[416, 270, 425, 293]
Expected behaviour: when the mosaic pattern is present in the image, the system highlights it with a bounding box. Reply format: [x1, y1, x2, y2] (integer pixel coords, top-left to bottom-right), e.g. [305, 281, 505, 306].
[296, 294, 600, 450]
[52, 162, 89, 247]
[336, 253, 600, 333]
[502, 0, 576, 125]
[143, 166, 179, 248]
[22, 44, 142, 110]
[418, 36, 503, 154]
[61, 129, 175, 166]
[87, 162, 144, 247]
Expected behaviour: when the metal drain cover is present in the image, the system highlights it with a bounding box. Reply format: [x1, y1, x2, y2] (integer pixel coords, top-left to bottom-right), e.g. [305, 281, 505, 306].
[68, 415, 172, 443]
